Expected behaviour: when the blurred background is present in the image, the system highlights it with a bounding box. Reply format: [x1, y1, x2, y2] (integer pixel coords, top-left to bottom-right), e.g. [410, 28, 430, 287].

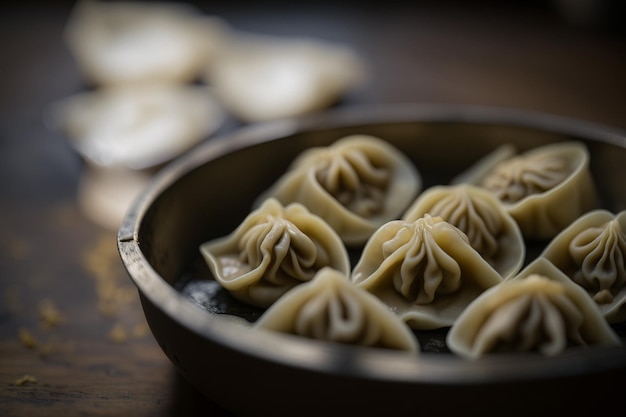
[1, 0, 625, 416]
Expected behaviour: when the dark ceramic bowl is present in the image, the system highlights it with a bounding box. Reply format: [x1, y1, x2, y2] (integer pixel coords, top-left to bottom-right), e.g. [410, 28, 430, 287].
[117, 104, 626, 417]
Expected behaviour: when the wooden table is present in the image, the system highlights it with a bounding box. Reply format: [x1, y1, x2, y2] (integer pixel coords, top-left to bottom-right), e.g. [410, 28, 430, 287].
[1, 1, 625, 416]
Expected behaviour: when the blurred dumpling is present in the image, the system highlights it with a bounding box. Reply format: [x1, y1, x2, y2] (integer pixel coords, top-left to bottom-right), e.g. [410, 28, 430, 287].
[351, 215, 503, 330]
[403, 184, 525, 279]
[540, 209, 626, 323]
[447, 258, 621, 359]
[255, 135, 422, 247]
[452, 141, 598, 240]
[203, 30, 368, 122]
[255, 267, 419, 352]
[64, 0, 227, 85]
[46, 84, 225, 170]
[199, 198, 350, 308]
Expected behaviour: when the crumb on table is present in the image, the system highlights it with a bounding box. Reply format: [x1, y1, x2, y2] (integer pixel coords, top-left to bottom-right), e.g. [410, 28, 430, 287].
[109, 323, 128, 343]
[14, 374, 37, 386]
[38, 298, 64, 328]
[18, 327, 38, 349]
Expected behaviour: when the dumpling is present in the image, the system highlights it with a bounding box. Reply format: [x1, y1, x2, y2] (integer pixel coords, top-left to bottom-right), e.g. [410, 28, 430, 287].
[402, 184, 525, 279]
[446, 258, 621, 359]
[64, 0, 227, 85]
[254, 135, 422, 247]
[540, 209, 626, 323]
[351, 214, 504, 330]
[254, 267, 419, 352]
[452, 141, 598, 240]
[199, 198, 350, 308]
[203, 30, 368, 123]
[46, 83, 225, 170]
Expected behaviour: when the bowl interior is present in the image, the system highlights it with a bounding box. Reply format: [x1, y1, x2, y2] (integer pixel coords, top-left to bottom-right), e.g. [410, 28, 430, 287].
[119, 105, 626, 415]
[138, 112, 626, 290]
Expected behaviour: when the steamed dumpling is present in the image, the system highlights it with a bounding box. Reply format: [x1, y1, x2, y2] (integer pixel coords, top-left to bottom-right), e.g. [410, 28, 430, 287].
[64, 0, 227, 85]
[254, 267, 419, 352]
[403, 184, 525, 279]
[46, 83, 225, 170]
[447, 258, 621, 359]
[452, 142, 598, 240]
[540, 209, 626, 323]
[199, 198, 350, 308]
[203, 30, 368, 123]
[254, 135, 422, 247]
[351, 214, 504, 330]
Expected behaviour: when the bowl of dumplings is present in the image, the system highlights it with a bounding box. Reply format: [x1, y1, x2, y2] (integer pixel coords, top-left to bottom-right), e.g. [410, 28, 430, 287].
[117, 103, 626, 417]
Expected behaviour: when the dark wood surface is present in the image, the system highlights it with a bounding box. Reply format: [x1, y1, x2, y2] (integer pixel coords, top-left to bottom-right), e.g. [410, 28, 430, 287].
[1, 1, 625, 416]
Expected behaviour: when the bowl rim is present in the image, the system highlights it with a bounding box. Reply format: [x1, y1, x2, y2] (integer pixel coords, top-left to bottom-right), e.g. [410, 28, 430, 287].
[117, 102, 626, 385]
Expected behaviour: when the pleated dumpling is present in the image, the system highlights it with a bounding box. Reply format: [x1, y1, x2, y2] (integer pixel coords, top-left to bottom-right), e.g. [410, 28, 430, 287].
[452, 142, 598, 240]
[254, 267, 419, 352]
[199, 198, 350, 308]
[403, 184, 525, 279]
[540, 209, 626, 323]
[446, 258, 621, 359]
[254, 135, 422, 247]
[351, 214, 504, 330]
